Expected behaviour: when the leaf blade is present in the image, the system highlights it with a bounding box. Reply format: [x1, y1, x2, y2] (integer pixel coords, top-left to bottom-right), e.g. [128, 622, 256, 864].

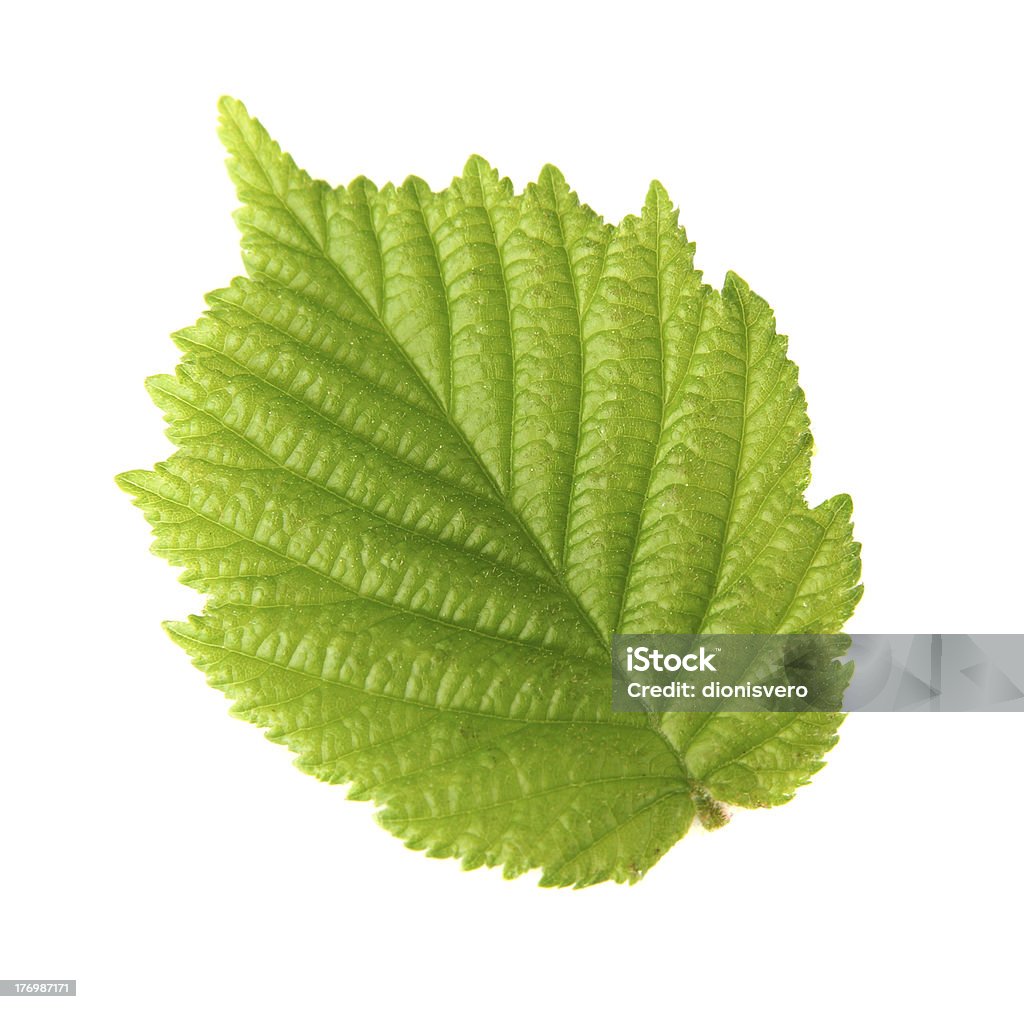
[119, 99, 862, 886]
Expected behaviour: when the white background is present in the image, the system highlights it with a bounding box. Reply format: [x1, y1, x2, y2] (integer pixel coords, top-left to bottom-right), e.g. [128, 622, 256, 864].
[3, 2, 1022, 1006]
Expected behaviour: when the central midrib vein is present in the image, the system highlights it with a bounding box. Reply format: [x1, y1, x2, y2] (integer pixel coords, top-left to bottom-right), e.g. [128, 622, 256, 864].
[230, 136, 704, 791]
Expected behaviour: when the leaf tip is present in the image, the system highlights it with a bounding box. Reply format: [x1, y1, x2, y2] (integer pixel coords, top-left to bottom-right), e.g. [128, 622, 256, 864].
[830, 492, 855, 518]
[400, 173, 430, 195]
[347, 174, 379, 197]
[162, 618, 191, 642]
[114, 470, 143, 496]
[645, 178, 672, 206]
[216, 94, 246, 119]
[143, 373, 175, 402]
[538, 162, 567, 189]
[461, 153, 497, 181]
[216, 96, 257, 151]
[723, 269, 749, 295]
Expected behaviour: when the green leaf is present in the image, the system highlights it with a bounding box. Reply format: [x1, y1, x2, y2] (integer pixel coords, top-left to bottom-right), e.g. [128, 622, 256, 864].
[118, 97, 862, 888]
